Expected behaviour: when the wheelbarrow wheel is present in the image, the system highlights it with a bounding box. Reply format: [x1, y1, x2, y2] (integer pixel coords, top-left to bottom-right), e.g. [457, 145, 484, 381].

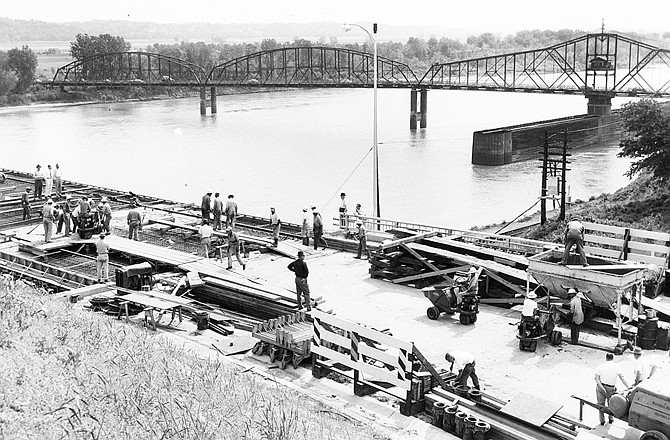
[469, 314, 477, 324]
[550, 330, 562, 346]
[641, 430, 670, 440]
[427, 307, 440, 320]
[459, 314, 470, 325]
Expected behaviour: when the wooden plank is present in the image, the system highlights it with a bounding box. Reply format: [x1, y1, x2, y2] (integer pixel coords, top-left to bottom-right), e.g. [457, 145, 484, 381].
[201, 276, 281, 302]
[641, 296, 670, 317]
[626, 240, 670, 255]
[400, 243, 454, 284]
[377, 231, 438, 251]
[391, 265, 469, 284]
[483, 269, 526, 296]
[120, 292, 183, 310]
[584, 233, 622, 248]
[500, 393, 563, 427]
[583, 222, 625, 235]
[583, 246, 621, 260]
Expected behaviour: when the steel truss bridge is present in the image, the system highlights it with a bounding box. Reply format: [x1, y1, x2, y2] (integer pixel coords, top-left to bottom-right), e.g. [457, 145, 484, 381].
[50, 33, 670, 120]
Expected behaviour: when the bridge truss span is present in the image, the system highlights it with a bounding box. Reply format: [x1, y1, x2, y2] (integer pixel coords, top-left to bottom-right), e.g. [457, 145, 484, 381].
[207, 46, 418, 88]
[420, 33, 670, 98]
[52, 52, 207, 87]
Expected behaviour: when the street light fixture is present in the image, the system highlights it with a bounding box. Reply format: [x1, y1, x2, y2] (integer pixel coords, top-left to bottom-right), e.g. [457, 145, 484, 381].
[343, 22, 379, 220]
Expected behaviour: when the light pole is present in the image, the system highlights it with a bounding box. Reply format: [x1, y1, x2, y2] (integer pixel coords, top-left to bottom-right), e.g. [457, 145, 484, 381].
[343, 23, 379, 219]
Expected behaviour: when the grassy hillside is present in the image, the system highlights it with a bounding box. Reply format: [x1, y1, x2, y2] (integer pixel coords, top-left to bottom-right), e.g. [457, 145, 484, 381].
[0, 277, 386, 440]
[523, 172, 670, 243]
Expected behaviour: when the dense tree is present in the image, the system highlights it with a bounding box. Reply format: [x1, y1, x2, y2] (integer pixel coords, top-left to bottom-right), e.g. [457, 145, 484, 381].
[5, 46, 37, 92]
[70, 34, 131, 60]
[619, 99, 670, 181]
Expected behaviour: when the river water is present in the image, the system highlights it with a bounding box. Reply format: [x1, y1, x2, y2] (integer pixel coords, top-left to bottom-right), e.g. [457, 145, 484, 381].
[0, 89, 633, 228]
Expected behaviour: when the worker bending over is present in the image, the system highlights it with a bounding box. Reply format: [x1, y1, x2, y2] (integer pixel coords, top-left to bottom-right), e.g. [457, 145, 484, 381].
[445, 351, 480, 390]
[561, 216, 588, 266]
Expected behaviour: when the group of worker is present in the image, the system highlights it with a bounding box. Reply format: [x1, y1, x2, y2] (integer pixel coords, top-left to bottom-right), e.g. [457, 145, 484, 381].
[36, 193, 115, 243]
[198, 192, 245, 270]
[33, 163, 64, 200]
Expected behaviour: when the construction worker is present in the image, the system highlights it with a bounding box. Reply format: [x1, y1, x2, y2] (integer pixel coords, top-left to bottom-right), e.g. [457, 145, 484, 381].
[212, 193, 223, 230]
[288, 250, 311, 311]
[225, 227, 246, 270]
[521, 291, 538, 321]
[595, 353, 630, 425]
[339, 192, 347, 231]
[225, 194, 238, 229]
[561, 216, 588, 266]
[301, 207, 310, 246]
[312, 207, 327, 250]
[268, 207, 281, 247]
[445, 351, 480, 390]
[632, 346, 658, 385]
[201, 192, 212, 221]
[41, 198, 55, 243]
[95, 233, 110, 283]
[54, 163, 63, 197]
[353, 220, 370, 259]
[101, 197, 113, 234]
[569, 288, 585, 344]
[44, 164, 53, 198]
[198, 220, 213, 258]
[21, 187, 31, 220]
[127, 199, 142, 241]
[33, 164, 44, 199]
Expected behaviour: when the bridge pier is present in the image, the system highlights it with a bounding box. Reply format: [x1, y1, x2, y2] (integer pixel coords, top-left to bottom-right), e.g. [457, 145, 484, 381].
[586, 93, 613, 116]
[200, 87, 207, 116]
[409, 89, 428, 130]
[210, 87, 217, 114]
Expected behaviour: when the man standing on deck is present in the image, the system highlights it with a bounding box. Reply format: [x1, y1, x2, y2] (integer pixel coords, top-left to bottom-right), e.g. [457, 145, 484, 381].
[33, 164, 44, 199]
[41, 198, 55, 243]
[312, 207, 327, 250]
[198, 220, 213, 258]
[21, 187, 31, 220]
[595, 353, 630, 425]
[288, 250, 311, 311]
[225, 227, 246, 270]
[569, 288, 585, 344]
[268, 207, 281, 247]
[58, 194, 74, 237]
[301, 207, 310, 246]
[212, 193, 223, 230]
[225, 194, 238, 229]
[95, 233, 110, 283]
[339, 192, 347, 231]
[445, 351, 480, 390]
[44, 164, 53, 198]
[127, 199, 142, 241]
[201, 192, 212, 222]
[353, 220, 370, 259]
[101, 197, 113, 234]
[54, 163, 63, 198]
[561, 216, 588, 266]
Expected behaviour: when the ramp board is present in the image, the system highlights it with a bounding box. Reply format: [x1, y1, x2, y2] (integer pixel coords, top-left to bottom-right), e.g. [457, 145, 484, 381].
[500, 392, 563, 427]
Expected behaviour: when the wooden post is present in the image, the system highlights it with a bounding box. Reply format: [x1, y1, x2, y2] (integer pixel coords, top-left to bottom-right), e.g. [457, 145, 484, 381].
[560, 131, 568, 221]
[210, 87, 217, 114]
[540, 132, 549, 225]
[199, 87, 207, 116]
[420, 89, 428, 128]
[616, 289, 622, 346]
[410, 89, 418, 130]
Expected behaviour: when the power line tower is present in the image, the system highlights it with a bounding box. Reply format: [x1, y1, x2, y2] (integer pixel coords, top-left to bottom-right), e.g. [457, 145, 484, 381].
[539, 130, 571, 225]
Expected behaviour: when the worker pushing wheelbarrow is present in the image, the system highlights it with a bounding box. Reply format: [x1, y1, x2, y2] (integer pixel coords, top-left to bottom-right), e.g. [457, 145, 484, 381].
[422, 266, 482, 325]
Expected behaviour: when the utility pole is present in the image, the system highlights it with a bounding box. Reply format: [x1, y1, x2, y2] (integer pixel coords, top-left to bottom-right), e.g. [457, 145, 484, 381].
[539, 130, 571, 225]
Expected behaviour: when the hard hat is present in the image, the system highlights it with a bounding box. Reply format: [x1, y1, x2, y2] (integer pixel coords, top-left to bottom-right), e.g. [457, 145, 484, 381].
[633, 346, 642, 355]
[567, 288, 578, 294]
[47, 198, 53, 204]
[526, 292, 537, 299]
[468, 267, 477, 274]
[101, 197, 108, 203]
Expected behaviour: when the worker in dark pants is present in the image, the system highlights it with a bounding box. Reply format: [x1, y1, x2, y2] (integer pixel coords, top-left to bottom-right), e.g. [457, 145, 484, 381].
[288, 251, 311, 311]
[561, 216, 588, 266]
[569, 288, 585, 344]
[21, 187, 31, 220]
[595, 353, 629, 425]
[353, 220, 371, 259]
[445, 351, 480, 390]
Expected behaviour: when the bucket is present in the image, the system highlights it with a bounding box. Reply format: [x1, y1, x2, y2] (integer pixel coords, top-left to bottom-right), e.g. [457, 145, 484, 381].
[468, 389, 482, 402]
[68, 294, 79, 304]
[456, 384, 471, 397]
[443, 405, 458, 432]
[473, 421, 491, 440]
[454, 411, 467, 436]
[463, 415, 478, 440]
[194, 312, 210, 330]
[432, 401, 446, 427]
[646, 309, 657, 319]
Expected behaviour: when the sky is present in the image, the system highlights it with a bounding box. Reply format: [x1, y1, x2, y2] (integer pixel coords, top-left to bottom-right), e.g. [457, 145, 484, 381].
[3, 0, 669, 35]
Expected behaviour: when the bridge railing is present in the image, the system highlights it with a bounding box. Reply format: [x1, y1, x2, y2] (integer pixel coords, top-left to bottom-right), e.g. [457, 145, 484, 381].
[333, 214, 557, 256]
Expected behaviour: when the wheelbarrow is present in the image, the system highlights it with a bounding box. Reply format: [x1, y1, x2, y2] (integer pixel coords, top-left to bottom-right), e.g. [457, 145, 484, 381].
[422, 285, 479, 325]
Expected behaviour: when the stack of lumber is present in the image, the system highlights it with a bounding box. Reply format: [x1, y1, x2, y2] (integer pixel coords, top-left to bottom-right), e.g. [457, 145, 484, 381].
[370, 231, 535, 296]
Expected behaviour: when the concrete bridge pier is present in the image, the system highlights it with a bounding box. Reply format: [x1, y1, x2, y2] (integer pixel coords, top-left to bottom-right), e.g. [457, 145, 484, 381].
[586, 93, 613, 116]
[210, 87, 217, 114]
[409, 89, 428, 129]
[200, 87, 207, 116]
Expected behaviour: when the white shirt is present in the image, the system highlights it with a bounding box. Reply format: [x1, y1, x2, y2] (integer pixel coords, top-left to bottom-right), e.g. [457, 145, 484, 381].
[596, 361, 621, 386]
[54, 167, 62, 179]
[634, 357, 656, 382]
[521, 298, 538, 317]
[198, 224, 213, 238]
[450, 351, 475, 371]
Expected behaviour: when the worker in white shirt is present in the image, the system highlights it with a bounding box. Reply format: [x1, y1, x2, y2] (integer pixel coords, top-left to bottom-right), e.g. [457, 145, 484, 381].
[198, 220, 213, 258]
[632, 346, 658, 386]
[445, 350, 480, 390]
[595, 353, 630, 425]
[521, 291, 538, 321]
